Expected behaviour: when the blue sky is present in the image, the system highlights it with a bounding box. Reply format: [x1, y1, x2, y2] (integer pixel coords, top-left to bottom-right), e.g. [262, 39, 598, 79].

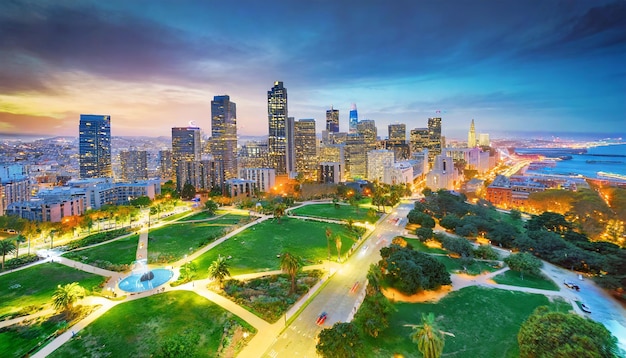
[0, 0, 624, 139]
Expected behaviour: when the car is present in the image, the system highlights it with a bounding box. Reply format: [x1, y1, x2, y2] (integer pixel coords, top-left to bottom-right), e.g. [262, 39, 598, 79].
[581, 303, 591, 313]
[316, 312, 328, 325]
[350, 281, 360, 293]
[564, 281, 575, 288]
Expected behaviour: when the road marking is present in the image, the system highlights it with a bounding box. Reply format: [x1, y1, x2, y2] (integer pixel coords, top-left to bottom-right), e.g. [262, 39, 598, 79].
[268, 349, 278, 358]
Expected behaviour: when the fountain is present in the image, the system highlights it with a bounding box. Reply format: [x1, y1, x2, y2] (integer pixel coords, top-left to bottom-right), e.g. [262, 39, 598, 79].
[118, 259, 173, 293]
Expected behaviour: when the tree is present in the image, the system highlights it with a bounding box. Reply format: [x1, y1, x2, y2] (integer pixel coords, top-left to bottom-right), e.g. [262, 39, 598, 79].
[380, 245, 451, 294]
[157, 331, 200, 358]
[129, 196, 151, 207]
[509, 209, 522, 221]
[52, 282, 85, 317]
[273, 203, 286, 223]
[410, 313, 446, 358]
[416, 227, 434, 241]
[14, 235, 26, 259]
[316, 322, 363, 358]
[325, 227, 332, 262]
[353, 292, 395, 338]
[518, 306, 617, 358]
[179, 262, 197, 283]
[335, 235, 343, 262]
[181, 183, 196, 200]
[474, 245, 499, 260]
[208, 255, 231, 287]
[280, 252, 301, 294]
[504, 252, 542, 280]
[0, 239, 16, 270]
[204, 200, 218, 215]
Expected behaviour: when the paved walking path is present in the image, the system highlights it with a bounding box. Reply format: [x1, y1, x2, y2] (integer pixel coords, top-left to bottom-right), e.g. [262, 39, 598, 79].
[136, 230, 148, 260]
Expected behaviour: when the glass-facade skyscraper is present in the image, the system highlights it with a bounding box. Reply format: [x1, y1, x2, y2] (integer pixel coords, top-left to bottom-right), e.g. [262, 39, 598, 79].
[268, 81, 288, 175]
[211, 95, 238, 179]
[294, 118, 318, 180]
[326, 106, 339, 133]
[79, 114, 112, 179]
[427, 117, 442, 162]
[349, 103, 358, 134]
[172, 126, 201, 191]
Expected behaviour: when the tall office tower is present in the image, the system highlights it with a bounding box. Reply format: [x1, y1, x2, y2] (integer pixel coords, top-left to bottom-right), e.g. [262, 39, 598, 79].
[210, 95, 238, 179]
[172, 126, 201, 191]
[294, 119, 318, 180]
[268, 81, 288, 175]
[159, 150, 173, 181]
[345, 133, 367, 179]
[410, 128, 430, 153]
[120, 149, 148, 182]
[427, 117, 442, 163]
[367, 149, 395, 182]
[348, 103, 358, 134]
[286, 116, 296, 174]
[238, 141, 269, 170]
[388, 124, 406, 143]
[326, 106, 339, 133]
[468, 119, 476, 148]
[357, 119, 377, 149]
[479, 133, 490, 147]
[79, 114, 112, 179]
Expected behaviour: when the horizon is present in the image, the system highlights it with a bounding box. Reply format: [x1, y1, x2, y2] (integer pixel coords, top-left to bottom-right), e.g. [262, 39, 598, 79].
[0, 1, 624, 138]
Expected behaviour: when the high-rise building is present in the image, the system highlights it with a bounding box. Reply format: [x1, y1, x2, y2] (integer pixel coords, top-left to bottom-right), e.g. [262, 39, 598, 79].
[388, 124, 406, 143]
[326, 106, 339, 133]
[294, 119, 318, 180]
[238, 141, 269, 170]
[410, 128, 429, 153]
[349, 103, 358, 134]
[120, 149, 148, 182]
[357, 120, 377, 149]
[286, 116, 296, 174]
[367, 149, 395, 182]
[427, 117, 442, 163]
[79, 114, 112, 179]
[479, 133, 490, 147]
[210, 95, 238, 179]
[345, 133, 367, 179]
[159, 150, 173, 181]
[468, 119, 476, 148]
[268, 81, 288, 175]
[171, 127, 201, 191]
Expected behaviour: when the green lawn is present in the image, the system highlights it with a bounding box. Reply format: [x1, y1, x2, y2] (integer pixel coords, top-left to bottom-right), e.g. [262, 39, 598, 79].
[432, 255, 500, 275]
[405, 237, 448, 254]
[49, 291, 255, 358]
[290, 203, 379, 223]
[0, 263, 105, 319]
[363, 286, 568, 357]
[63, 234, 139, 270]
[148, 214, 252, 263]
[158, 210, 193, 222]
[0, 313, 66, 358]
[492, 270, 560, 291]
[178, 210, 230, 222]
[194, 217, 361, 276]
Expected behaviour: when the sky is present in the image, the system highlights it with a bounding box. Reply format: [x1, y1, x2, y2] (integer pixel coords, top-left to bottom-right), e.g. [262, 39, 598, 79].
[0, 0, 624, 140]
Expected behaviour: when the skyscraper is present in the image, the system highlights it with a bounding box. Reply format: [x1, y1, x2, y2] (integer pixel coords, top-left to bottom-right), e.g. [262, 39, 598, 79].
[326, 106, 339, 133]
[387, 123, 409, 160]
[410, 128, 429, 153]
[120, 149, 148, 182]
[349, 103, 358, 134]
[468, 119, 476, 148]
[159, 150, 173, 181]
[286, 116, 295, 174]
[79, 114, 111, 179]
[172, 126, 201, 191]
[388, 124, 406, 143]
[427, 117, 442, 163]
[268, 81, 288, 175]
[294, 119, 318, 180]
[211, 95, 238, 179]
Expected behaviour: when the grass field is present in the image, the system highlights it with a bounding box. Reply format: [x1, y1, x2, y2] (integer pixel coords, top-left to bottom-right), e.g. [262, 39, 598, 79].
[362, 286, 570, 357]
[404, 237, 448, 254]
[63, 234, 139, 269]
[49, 291, 255, 358]
[0, 313, 65, 358]
[290, 203, 379, 223]
[433, 255, 500, 275]
[178, 209, 231, 222]
[194, 217, 361, 277]
[492, 270, 560, 291]
[148, 214, 251, 263]
[0, 263, 105, 319]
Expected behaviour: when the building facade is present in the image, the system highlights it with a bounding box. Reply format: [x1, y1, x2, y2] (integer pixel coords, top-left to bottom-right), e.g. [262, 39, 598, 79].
[294, 119, 318, 180]
[326, 106, 339, 133]
[468, 119, 476, 148]
[349, 103, 358, 134]
[427, 117, 442, 163]
[210, 95, 238, 180]
[268, 81, 288, 175]
[120, 149, 148, 182]
[171, 127, 201, 191]
[79, 114, 112, 179]
[159, 150, 173, 181]
[367, 150, 395, 183]
[240, 168, 276, 194]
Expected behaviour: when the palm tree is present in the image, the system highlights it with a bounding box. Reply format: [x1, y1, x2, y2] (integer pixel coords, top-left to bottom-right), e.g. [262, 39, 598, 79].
[335, 235, 342, 262]
[208, 255, 231, 287]
[0, 240, 16, 270]
[14, 235, 26, 259]
[52, 282, 85, 317]
[280, 252, 301, 294]
[274, 204, 286, 223]
[325, 227, 332, 262]
[408, 313, 453, 358]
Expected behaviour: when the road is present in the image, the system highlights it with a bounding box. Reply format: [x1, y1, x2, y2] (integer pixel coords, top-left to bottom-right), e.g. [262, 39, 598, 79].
[264, 202, 414, 358]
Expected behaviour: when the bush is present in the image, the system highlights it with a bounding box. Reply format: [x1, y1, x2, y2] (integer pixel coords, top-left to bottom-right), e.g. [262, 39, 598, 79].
[3, 254, 41, 270]
[66, 229, 130, 250]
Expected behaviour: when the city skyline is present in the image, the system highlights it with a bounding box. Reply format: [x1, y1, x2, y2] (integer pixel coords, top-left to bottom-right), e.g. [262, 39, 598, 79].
[0, 1, 624, 139]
